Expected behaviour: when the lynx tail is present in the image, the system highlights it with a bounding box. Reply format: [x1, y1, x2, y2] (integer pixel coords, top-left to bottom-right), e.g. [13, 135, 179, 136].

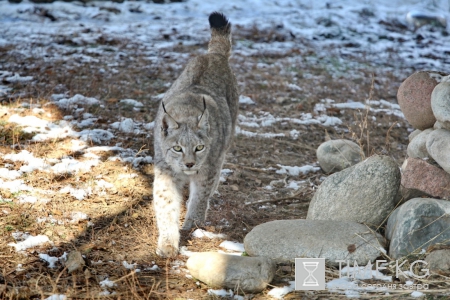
[208, 12, 232, 58]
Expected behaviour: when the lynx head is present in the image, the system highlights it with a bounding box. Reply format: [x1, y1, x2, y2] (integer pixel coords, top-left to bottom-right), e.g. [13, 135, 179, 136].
[160, 98, 211, 175]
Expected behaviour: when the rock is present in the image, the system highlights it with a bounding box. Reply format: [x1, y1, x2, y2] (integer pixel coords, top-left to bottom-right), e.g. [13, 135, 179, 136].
[406, 128, 432, 159]
[186, 252, 275, 293]
[307, 155, 400, 226]
[434, 121, 445, 129]
[401, 158, 450, 200]
[244, 219, 385, 266]
[431, 75, 450, 130]
[425, 249, 450, 273]
[65, 251, 85, 274]
[386, 198, 450, 259]
[408, 129, 422, 142]
[397, 71, 444, 130]
[426, 129, 450, 173]
[316, 139, 362, 173]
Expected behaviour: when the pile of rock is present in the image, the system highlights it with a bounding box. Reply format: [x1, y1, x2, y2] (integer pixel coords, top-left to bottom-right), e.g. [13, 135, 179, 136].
[244, 71, 450, 279]
[398, 72, 450, 200]
[187, 72, 450, 293]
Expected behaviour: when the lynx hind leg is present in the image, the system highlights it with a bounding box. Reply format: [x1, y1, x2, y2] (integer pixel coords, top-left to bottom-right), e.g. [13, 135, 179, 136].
[181, 170, 221, 231]
[153, 168, 185, 257]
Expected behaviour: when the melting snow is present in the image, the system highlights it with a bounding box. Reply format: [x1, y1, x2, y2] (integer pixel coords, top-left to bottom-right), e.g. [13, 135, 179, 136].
[219, 241, 245, 252]
[191, 229, 226, 239]
[268, 281, 295, 299]
[276, 164, 321, 176]
[8, 234, 50, 252]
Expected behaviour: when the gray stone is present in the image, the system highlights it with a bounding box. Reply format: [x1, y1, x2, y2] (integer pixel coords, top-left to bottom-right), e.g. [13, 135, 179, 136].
[186, 252, 275, 293]
[307, 155, 400, 227]
[316, 139, 363, 173]
[407, 128, 433, 159]
[408, 129, 422, 142]
[425, 249, 450, 273]
[244, 219, 385, 266]
[65, 251, 85, 274]
[386, 198, 450, 259]
[431, 75, 450, 130]
[426, 129, 450, 173]
[434, 121, 445, 130]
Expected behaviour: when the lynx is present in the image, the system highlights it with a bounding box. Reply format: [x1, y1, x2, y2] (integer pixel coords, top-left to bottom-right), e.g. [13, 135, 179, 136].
[152, 12, 238, 257]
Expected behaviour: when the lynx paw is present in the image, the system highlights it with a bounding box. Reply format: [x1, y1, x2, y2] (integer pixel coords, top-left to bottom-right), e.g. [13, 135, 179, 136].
[156, 242, 178, 258]
[181, 219, 194, 231]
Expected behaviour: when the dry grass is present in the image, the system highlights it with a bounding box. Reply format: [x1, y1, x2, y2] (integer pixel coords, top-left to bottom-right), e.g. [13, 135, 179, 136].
[0, 24, 447, 300]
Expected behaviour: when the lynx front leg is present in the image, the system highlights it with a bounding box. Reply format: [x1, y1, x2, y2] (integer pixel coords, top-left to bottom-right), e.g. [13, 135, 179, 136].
[153, 167, 184, 257]
[181, 171, 221, 230]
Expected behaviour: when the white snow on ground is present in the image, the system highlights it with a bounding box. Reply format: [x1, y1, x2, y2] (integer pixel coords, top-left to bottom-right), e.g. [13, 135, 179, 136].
[119, 99, 143, 108]
[39, 253, 66, 268]
[99, 278, 116, 288]
[238, 95, 255, 105]
[8, 234, 50, 252]
[191, 229, 227, 239]
[268, 281, 295, 299]
[44, 295, 66, 300]
[0, 0, 447, 74]
[276, 164, 321, 176]
[341, 266, 392, 281]
[411, 291, 424, 297]
[219, 241, 245, 252]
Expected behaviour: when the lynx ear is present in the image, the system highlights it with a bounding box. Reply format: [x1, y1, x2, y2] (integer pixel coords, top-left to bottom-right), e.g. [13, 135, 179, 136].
[161, 102, 179, 133]
[197, 98, 209, 131]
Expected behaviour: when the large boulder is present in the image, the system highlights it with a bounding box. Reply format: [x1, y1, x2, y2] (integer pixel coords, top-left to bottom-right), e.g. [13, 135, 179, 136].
[397, 71, 445, 130]
[425, 249, 450, 274]
[186, 252, 275, 293]
[316, 139, 362, 173]
[406, 128, 432, 159]
[307, 155, 400, 227]
[386, 198, 450, 259]
[426, 129, 450, 173]
[431, 75, 450, 130]
[401, 157, 450, 200]
[244, 219, 386, 266]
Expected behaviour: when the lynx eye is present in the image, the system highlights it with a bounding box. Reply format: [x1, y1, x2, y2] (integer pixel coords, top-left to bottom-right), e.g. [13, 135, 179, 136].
[195, 145, 205, 152]
[173, 146, 182, 152]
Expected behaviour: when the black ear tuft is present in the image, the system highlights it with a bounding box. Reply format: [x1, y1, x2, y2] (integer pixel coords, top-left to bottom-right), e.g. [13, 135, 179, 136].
[209, 12, 229, 29]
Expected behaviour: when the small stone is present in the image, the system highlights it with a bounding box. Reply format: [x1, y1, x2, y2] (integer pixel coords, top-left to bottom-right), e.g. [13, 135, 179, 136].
[387, 198, 450, 259]
[307, 155, 400, 227]
[276, 97, 288, 105]
[431, 75, 450, 130]
[397, 71, 445, 130]
[408, 129, 422, 142]
[426, 129, 450, 173]
[230, 185, 239, 191]
[401, 157, 450, 200]
[65, 251, 85, 274]
[434, 121, 445, 130]
[186, 252, 275, 293]
[407, 128, 432, 159]
[316, 139, 362, 173]
[425, 249, 450, 273]
[244, 219, 385, 266]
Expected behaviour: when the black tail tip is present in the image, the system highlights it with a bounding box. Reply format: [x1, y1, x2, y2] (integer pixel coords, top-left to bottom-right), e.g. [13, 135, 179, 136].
[209, 12, 229, 29]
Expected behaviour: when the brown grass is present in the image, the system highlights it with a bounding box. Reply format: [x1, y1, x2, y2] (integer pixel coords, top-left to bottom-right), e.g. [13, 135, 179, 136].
[0, 24, 445, 300]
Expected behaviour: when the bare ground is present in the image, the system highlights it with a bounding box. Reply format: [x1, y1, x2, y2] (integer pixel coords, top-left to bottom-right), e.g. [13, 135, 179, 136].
[1, 24, 449, 299]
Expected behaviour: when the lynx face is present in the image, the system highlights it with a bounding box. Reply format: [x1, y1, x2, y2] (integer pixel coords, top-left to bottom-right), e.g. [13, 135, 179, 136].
[161, 109, 211, 175]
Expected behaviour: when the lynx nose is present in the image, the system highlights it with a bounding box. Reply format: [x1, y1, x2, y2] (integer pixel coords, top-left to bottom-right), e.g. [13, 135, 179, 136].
[185, 163, 194, 168]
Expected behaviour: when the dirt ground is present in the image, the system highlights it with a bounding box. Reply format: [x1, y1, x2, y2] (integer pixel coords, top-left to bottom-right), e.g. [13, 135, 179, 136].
[1, 20, 449, 299]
